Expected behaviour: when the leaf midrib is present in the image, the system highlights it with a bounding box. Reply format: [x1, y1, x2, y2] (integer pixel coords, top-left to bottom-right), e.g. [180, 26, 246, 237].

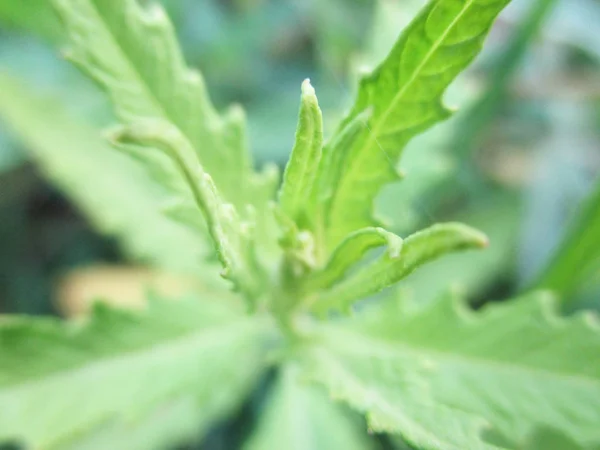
[319, 327, 600, 389]
[329, 0, 474, 216]
[308, 350, 487, 450]
[1, 318, 261, 391]
[83, 0, 212, 170]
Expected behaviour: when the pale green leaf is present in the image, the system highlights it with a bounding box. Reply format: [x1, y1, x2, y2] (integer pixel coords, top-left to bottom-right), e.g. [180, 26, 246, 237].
[314, 0, 511, 251]
[298, 323, 500, 450]
[0, 295, 273, 449]
[61, 398, 205, 450]
[278, 79, 324, 225]
[0, 74, 210, 274]
[311, 222, 487, 315]
[51, 0, 279, 258]
[244, 365, 374, 450]
[110, 121, 267, 302]
[346, 292, 600, 447]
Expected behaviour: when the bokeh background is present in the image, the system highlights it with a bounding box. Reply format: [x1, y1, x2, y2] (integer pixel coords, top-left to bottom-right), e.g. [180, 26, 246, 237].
[0, 0, 599, 447]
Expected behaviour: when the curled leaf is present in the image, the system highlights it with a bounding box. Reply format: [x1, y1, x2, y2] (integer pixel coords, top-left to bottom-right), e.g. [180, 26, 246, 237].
[311, 223, 488, 315]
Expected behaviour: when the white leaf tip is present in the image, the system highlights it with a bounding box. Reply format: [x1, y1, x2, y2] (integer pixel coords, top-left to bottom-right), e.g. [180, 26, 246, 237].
[301, 78, 316, 97]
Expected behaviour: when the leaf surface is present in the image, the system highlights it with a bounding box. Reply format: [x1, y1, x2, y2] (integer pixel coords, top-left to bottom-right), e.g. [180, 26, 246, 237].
[51, 0, 280, 272]
[110, 121, 267, 301]
[0, 0, 62, 42]
[0, 74, 209, 274]
[308, 292, 600, 448]
[278, 79, 323, 225]
[305, 227, 403, 292]
[311, 222, 487, 315]
[314, 0, 511, 250]
[0, 295, 273, 449]
[299, 323, 500, 450]
[244, 365, 373, 450]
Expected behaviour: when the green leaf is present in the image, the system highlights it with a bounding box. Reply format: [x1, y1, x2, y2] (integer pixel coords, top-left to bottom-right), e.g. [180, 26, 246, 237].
[298, 322, 500, 450]
[309, 108, 373, 259]
[311, 222, 487, 315]
[339, 292, 600, 447]
[0, 0, 62, 43]
[110, 121, 267, 302]
[278, 79, 324, 225]
[314, 0, 511, 251]
[243, 365, 374, 450]
[304, 227, 403, 292]
[533, 180, 600, 301]
[0, 74, 210, 274]
[0, 295, 273, 449]
[51, 0, 279, 259]
[61, 399, 205, 450]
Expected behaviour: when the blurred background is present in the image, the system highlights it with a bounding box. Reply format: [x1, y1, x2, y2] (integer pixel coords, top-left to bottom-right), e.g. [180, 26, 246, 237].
[0, 0, 599, 448]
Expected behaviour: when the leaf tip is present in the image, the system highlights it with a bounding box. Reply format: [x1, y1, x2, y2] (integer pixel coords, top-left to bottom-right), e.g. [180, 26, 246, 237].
[301, 78, 316, 97]
[450, 223, 489, 249]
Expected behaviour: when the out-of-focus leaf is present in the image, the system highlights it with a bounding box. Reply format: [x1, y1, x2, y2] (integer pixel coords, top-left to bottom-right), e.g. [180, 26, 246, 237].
[61, 399, 205, 450]
[0, 295, 272, 449]
[0, 74, 210, 274]
[243, 365, 373, 450]
[533, 179, 600, 301]
[0, 0, 62, 43]
[449, 0, 559, 162]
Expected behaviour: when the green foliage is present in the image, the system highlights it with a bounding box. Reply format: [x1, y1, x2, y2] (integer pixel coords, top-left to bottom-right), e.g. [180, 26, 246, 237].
[52, 0, 279, 262]
[278, 79, 324, 225]
[308, 0, 511, 251]
[534, 180, 600, 301]
[0, 74, 210, 274]
[0, 294, 272, 449]
[0, 0, 598, 449]
[244, 365, 374, 450]
[310, 223, 488, 316]
[0, 0, 62, 42]
[300, 291, 600, 449]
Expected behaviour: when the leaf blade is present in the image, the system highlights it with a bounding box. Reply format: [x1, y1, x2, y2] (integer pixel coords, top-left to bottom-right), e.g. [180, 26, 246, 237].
[311, 222, 488, 315]
[0, 296, 273, 449]
[278, 79, 324, 224]
[318, 0, 511, 250]
[298, 324, 500, 450]
[243, 365, 374, 450]
[533, 180, 600, 300]
[346, 292, 600, 446]
[51, 0, 279, 261]
[0, 74, 209, 274]
[304, 227, 403, 292]
[110, 121, 267, 301]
